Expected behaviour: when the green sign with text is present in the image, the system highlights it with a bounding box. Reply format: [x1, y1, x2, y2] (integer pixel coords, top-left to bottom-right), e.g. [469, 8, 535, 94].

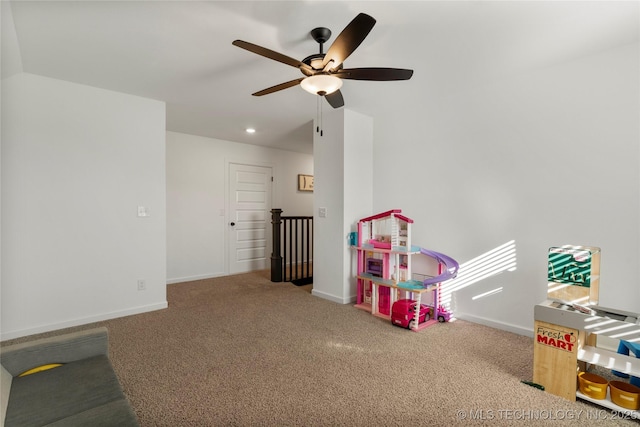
[547, 247, 592, 288]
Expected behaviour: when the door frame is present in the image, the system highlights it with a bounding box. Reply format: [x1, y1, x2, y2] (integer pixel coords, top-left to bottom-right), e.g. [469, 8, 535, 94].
[224, 158, 276, 275]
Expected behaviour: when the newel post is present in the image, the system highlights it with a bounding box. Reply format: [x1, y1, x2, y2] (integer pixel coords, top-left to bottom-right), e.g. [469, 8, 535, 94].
[270, 209, 283, 282]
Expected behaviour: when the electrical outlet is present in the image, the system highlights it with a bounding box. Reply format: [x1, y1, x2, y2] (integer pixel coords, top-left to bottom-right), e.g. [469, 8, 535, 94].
[137, 280, 146, 291]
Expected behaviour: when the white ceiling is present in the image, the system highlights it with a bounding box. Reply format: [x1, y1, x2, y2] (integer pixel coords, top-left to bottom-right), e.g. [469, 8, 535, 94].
[4, 1, 638, 154]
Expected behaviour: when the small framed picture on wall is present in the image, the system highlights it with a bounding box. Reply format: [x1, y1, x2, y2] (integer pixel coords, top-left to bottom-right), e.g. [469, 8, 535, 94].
[298, 174, 314, 192]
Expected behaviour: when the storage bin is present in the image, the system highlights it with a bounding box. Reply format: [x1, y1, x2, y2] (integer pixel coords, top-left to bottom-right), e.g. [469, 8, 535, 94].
[578, 372, 608, 400]
[609, 380, 640, 410]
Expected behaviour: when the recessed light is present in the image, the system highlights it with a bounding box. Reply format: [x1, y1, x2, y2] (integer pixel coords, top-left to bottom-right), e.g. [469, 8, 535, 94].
[246, 128, 256, 134]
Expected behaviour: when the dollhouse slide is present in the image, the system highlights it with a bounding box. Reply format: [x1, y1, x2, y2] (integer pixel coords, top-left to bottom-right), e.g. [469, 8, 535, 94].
[418, 248, 459, 285]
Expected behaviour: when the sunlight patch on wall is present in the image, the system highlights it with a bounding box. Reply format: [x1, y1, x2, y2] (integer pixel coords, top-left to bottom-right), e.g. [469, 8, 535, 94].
[471, 287, 504, 300]
[441, 240, 517, 308]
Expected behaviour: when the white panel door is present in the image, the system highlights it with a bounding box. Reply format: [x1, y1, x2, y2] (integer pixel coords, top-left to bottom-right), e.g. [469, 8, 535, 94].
[228, 163, 272, 274]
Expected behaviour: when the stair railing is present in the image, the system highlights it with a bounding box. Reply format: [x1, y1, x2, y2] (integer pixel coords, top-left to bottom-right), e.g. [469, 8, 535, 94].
[270, 209, 313, 284]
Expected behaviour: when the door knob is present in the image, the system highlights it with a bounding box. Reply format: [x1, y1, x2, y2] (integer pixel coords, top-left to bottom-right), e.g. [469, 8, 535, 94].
[230, 222, 236, 226]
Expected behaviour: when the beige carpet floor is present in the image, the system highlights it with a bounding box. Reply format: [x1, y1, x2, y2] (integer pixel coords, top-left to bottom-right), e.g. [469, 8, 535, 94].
[3, 270, 637, 426]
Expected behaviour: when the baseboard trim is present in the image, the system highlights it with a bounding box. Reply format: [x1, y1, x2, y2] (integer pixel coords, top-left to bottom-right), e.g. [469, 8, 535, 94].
[311, 289, 353, 305]
[455, 313, 620, 350]
[0, 302, 168, 341]
[166, 272, 227, 285]
[455, 312, 533, 337]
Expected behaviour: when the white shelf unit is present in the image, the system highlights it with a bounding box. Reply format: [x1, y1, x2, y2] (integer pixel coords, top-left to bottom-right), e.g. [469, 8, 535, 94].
[577, 345, 640, 417]
[534, 300, 640, 412]
[578, 345, 640, 377]
[576, 390, 640, 419]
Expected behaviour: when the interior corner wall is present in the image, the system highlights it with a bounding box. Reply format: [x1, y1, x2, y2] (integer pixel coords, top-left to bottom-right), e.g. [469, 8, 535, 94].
[166, 131, 313, 284]
[312, 109, 373, 304]
[1, 72, 167, 340]
[372, 41, 640, 336]
[343, 110, 373, 301]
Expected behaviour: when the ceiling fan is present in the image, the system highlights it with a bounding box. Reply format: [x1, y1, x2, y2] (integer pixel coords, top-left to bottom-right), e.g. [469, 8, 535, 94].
[232, 13, 413, 109]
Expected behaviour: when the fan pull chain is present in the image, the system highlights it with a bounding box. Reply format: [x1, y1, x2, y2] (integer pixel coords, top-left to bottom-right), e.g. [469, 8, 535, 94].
[320, 97, 323, 137]
[316, 96, 320, 134]
[316, 95, 323, 137]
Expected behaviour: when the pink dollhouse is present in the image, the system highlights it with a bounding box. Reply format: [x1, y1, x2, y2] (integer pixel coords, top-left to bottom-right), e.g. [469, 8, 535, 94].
[353, 209, 456, 331]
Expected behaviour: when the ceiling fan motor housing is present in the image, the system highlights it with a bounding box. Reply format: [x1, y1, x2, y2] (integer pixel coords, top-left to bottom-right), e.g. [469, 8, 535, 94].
[301, 53, 324, 74]
[302, 27, 335, 74]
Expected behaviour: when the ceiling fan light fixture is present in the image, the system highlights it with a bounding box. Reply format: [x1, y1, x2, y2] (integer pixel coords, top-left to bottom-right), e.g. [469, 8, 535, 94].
[300, 75, 342, 96]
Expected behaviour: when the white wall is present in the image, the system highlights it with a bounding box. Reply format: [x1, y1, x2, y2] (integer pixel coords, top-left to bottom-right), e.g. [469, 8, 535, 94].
[1, 73, 167, 340]
[313, 109, 373, 303]
[166, 131, 313, 284]
[1, 1, 23, 79]
[343, 110, 374, 301]
[312, 112, 345, 303]
[372, 42, 639, 335]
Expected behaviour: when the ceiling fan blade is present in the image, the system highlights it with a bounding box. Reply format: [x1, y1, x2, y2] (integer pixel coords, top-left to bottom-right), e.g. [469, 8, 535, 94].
[233, 40, 312, 73]
[324, 90, 344, 109]
[335, 68, 414, 81]
[321, 13, 376, 71]
[252, 78, 305, 96]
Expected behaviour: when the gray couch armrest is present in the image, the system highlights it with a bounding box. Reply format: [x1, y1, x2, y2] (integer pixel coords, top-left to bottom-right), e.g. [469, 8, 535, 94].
[0, 327, 109, 377]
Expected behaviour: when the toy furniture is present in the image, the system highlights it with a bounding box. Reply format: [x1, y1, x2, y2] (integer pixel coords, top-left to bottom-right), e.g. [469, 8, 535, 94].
[533, 246, 640, 419]
[1, 327, 139, 426]
[534, 300, 640, 419]
[366, 258, 383, 277]
[352, 209, 458, 331]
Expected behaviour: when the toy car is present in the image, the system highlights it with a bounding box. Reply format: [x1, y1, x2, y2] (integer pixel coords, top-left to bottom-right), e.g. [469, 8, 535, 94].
[391, 299, 431, 329]
[431, 305, 451, 323]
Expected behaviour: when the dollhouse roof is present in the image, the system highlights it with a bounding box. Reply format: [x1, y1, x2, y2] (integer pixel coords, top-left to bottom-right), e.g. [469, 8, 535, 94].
[359, 209, 414, 224]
